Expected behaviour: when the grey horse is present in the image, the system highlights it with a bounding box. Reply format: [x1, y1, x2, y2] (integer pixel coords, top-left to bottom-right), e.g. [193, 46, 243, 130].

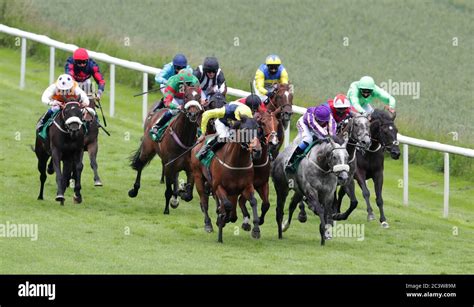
[271, 135, 350, 246]
[295, 115, 372, 225]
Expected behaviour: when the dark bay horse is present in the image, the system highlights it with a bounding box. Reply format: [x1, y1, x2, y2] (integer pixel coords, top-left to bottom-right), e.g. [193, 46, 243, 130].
[47, 97, 103, 186]
[190, 116, 262, 243]
[35, 102, 86, 205]
[265, 83, 293, 158]
[338, 109, 400, 228]
[239, 109, 281, 231]
[128, 85, 202, 214]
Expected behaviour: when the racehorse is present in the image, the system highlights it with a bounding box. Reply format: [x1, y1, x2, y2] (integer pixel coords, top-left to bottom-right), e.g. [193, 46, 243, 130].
[239, 109, 281, 231]
[337, 109, 400, 228]
[265, 83, 293, 158]
[47, 96, 103, 186]
[128, 85, 203, 214]
[294, 114, 372, 226]
[271, 136, 350, 246]
[35, 101, 86, 205]
[190, 116, 262, 243]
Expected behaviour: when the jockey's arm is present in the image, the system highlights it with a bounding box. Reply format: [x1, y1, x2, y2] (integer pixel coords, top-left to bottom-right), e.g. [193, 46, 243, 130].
[279, 68, 289, 84]
[41, 84, 57, 106]
[201, 107, 226, 135]
[75, 86, 90, 107]
[155, 63, 172, 85]
[235, 106, 253, 121]
[347, 82, 365, 113]
[374, 85, 396, 110]
[217, 71, 227, 96]
[91, 63, 106, 93]
[255, 69, 267, 95]
[328, 115, 337, 137]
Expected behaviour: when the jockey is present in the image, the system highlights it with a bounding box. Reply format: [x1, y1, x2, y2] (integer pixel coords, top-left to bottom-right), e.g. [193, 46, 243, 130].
[347, 76, 396, 115]
[254, 54, 289, 100]
[197, 102, 253, 160]
[155, 54, 192, 94]
[285, 104, 336, 173]
[193, 57, 227, 101]
[37, 74, 90, 133]
[65, 48, 105, 99]
[149, 70, 201, 141]
[324, 94, 356, 130]
[237, 94, 267, 114]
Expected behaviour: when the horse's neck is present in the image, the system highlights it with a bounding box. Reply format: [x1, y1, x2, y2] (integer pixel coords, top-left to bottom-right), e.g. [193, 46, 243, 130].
[309, 144, 330, 168]
[255, 141, 268, 163]
[174, 113, 197, 145]
[222, 142, 251, 166]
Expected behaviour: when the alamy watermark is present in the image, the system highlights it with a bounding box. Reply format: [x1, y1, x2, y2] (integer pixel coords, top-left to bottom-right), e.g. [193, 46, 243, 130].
[379, 79, 420, 100]
[0, 221, 38, 241]
[325, 221, 365, 241]
[217, 129, 258, 143]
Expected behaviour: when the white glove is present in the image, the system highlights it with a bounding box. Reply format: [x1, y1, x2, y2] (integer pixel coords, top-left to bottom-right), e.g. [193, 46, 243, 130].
[49, 100, 61, 106]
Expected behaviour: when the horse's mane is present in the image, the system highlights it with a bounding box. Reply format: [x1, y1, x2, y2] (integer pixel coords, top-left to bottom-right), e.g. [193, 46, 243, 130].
[371, 109, 393, 123]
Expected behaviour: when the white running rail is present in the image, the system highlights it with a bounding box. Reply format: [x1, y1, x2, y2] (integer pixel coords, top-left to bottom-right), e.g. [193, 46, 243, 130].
[1, 24, 473, 218]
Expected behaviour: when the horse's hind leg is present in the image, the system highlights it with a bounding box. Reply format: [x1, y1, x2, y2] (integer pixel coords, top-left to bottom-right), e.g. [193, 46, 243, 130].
[163, 174, 173, 214]
[275, 186, 289, 240]
[37, 153, 48, 200]
[282, 192, 303, 232]
[297, 201, 307, 223]
[88, 140, 102, 186]
[215, 185, 231, 243]
[373, 173, 388, 228]
[128, 141, 155, 198]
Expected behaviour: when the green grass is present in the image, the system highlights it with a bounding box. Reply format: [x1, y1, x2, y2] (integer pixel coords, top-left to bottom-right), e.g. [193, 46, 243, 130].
[0, 47, 473, 274]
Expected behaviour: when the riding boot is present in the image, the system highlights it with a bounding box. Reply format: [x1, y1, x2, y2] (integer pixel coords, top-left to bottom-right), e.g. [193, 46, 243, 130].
[149, 111, 173, 142]
[285, 143, 307, 173]
[152, 98, 165, 113]
[197, 136, 219, 160]
[36, 109, 53, 133]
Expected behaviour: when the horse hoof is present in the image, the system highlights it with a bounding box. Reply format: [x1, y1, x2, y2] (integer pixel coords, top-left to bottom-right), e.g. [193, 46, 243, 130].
[73, 195, 82, 204]
[242, 223, 251, 232]
[170, 197, 179, 209]
[37, 196, 43, 200]
[128, 189, 138, 198]
[47, 167, 54, 175]
[204, 224, 213, 233]
[381, 221, 389, 228]
[367, 213, 376, 221]
[55, 195, 65, 202]
[298, 213, 307, 223]
[163, 209, 170, 215]
[94, 180, 103, 187]
[282, 220, 290, 232]
[251, 229, 261, 239]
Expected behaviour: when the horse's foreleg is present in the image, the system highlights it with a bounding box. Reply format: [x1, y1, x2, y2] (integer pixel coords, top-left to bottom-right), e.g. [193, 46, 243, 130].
[238, 195, 251, 231]
[275, 185, 289, 240]
[334, 180, 358, 221]
[179, 167, 194, 202]
[37, 153, 48, 200]
[307, 195, 326, 246]
[169, 172, 179, 209]
[195, 172, 212, 233]
[73, 150, 84, 204]
[355, 173, 374, 221]
[52, 149, 65, 204]
[214, 185, 231, 243]
[164, 174, 173, 215]
[88, 141, 102, 186]
[128, 141, 154, 198]
[373, 172, 388, 228]
[257, 183, 270, 226]
[242, 186, 260, 239]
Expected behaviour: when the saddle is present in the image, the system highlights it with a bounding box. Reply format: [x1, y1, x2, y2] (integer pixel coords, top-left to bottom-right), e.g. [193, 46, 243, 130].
[153, 113, 179, 143]
[288, 139, 326, 171]
[38, 110, 60, 140]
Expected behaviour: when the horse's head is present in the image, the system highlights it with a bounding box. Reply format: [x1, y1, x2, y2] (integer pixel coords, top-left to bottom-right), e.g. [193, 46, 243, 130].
[61, 101, 83, 137]
[183, 100, 203, 123]
[269, 83, 293, 122]
[370, 110, 400, 159]
[255, 109, 279, 150]
[206, 92, 227, 110]
[183, 83, 202, 103]
[344, 114, 371, 149]
[324, 136, 350, 185]
[233, 116, 262, 160]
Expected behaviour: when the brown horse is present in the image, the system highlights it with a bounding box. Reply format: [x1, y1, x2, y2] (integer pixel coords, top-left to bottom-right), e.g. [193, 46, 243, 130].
[190, 116, 262, 243]
[265, 83, 293, 158]
[239, 109, 281, 231]
[35, 102, 86, 205]
[128, 85, 203, 214]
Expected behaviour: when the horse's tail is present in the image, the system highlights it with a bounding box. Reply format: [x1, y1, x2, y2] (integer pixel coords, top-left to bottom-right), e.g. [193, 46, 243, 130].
[129, 139, 152, 171]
